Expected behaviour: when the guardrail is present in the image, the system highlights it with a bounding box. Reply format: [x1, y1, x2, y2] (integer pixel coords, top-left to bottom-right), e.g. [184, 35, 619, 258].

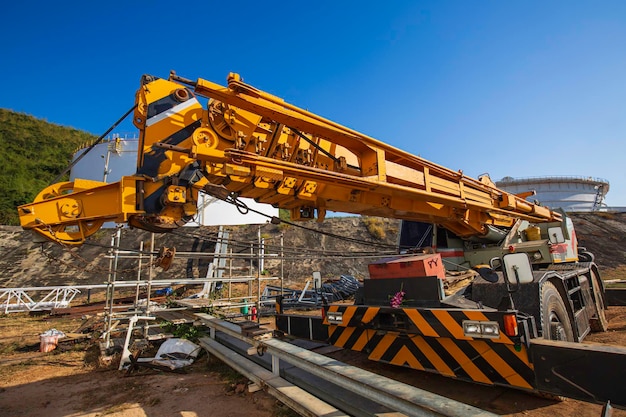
[196, 313, 498, 417]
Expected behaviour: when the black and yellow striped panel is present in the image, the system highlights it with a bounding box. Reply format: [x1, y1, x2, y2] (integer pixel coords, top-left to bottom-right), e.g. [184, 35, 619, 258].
[324, 305, 535, 390]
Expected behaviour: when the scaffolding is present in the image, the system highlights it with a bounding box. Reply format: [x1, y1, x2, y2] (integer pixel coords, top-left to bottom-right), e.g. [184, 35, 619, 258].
[100, 225, 286, 348]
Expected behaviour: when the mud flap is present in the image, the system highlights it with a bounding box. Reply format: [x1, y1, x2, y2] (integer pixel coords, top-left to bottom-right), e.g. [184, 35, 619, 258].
[531, 339, 626, 406]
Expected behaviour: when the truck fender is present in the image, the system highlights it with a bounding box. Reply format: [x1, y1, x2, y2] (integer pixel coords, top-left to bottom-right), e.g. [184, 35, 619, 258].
[540, 279, 575, 341]
[588, 264, 609, 332]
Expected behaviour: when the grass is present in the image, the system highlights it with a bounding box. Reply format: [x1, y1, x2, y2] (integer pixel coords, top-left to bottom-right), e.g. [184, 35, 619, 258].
[363, 216, 387, 240]
[0, 109, 96, 224]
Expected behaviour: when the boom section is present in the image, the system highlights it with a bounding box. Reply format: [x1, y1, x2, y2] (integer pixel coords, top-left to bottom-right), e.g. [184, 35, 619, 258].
[19, 72, 561, 244]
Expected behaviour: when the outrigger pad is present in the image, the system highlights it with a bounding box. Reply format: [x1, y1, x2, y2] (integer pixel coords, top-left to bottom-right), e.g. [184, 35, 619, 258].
[531, 338, 626, 407]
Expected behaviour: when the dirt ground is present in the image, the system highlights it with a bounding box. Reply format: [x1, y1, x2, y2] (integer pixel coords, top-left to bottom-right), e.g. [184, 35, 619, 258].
[1, 210, 624, 417]
[1, 305, 625, 417]
[0, 314, 295, 417]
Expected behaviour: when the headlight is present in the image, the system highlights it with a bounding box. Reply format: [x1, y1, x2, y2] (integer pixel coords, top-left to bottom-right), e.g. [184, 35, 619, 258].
[463, 320, 500, 339]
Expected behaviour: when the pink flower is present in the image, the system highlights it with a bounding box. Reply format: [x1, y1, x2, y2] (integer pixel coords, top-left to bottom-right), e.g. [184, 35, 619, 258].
[390, 290, 406, 308]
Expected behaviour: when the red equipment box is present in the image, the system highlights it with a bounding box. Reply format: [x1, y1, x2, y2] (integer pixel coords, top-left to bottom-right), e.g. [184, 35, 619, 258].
[368, 253, 445, 280]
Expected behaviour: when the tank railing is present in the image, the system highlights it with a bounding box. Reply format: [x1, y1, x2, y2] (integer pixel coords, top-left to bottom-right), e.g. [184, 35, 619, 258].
[497, 175, 609, 184]
[73, 133, 139, 154]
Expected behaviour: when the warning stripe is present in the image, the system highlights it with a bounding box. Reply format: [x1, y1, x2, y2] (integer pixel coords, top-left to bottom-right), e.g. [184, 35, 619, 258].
[410, 335, 470, 380]
[411, 335, 455, 377]
[470, 340, 533, 389]
[325, 305, 338, 338]
[391, 346, 425, 370]
[326, 305, 340, 315]
[328, 324, 534, 389]
[325, 306, 536, 390]
[368, 332, 399, 361]
[327, 325, 337, 338]
[431, 310, 472, 340]
[436, 337, 493, 384]
[417, 309, 452, 338]
[506, 344, 533, 368]
[405, 309, 439, 337]
[361, 307, 380, 324]
[339, 306, 357, 327]
[352, 329, 376, 351]
[448, 338, 510, 386]
[334, 326, 356, 348]
[331, 306, 520, 345]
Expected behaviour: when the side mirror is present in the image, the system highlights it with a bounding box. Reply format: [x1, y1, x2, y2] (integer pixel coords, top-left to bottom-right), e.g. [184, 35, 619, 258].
[548, 226, 565, 244]
[476, 267, 499, 283]
[502, 253, 533, 284]
[313, 271, 322, 289]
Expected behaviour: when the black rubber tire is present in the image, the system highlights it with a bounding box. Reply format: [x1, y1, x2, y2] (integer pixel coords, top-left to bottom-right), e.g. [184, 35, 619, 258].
[541, 281, 575, 341]
[589, 269, 609, 332]
[578, 251, 595, 263]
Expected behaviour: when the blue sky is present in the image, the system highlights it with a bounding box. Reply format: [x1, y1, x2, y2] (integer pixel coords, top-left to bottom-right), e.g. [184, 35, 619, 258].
[2, 1, 625, 206]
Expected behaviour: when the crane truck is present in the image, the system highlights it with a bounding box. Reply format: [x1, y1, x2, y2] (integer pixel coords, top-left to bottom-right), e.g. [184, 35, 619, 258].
[17, 71, 626, 407]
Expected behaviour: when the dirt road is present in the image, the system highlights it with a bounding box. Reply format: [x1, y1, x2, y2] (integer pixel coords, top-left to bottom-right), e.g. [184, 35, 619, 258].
[1, 307, 625, 417]
[0, 314, 293, 417]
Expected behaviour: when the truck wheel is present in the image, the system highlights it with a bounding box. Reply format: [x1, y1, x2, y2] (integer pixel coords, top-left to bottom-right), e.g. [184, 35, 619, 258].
[541, 282, 575, 342]
[589, 269, 609, 332]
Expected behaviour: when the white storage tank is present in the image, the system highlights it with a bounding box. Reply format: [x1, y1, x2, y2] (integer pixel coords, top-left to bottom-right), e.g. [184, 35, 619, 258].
[496, 176, 610, 212]
[69, 135, 277, 226]
[70, 135, 138, 183]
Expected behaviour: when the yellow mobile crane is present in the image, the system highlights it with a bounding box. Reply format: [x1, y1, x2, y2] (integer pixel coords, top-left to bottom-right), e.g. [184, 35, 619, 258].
[17, 72, 625, 406]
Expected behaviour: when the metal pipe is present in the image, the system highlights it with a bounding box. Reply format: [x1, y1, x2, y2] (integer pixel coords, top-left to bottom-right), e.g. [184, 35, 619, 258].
[261, 339, 496, 417]
[199, 336, 346, 417]
[104, 229, 121, 348]
[134, 240, 143, 308]
[197, 314, 497, 417]
[280, 234, 284, 300]
[257, 225, 262, 323]
[146, 233, 155, 313]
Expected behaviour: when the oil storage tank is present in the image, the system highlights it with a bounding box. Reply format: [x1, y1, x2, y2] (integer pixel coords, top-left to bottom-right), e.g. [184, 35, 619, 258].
[69, 136, 277, 226]
[496, 176, 610, 212]
[70, 136, 137, 183]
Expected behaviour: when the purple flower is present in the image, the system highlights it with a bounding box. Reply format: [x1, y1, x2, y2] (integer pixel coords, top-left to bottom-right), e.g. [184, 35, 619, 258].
[390, 290, 406, 308]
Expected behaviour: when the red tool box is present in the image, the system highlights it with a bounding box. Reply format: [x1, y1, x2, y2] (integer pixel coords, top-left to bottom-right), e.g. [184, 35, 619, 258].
[368, 253, 445, 280]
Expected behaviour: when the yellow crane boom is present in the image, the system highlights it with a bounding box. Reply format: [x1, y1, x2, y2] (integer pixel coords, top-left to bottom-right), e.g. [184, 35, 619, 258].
[18, 71, 559, 245]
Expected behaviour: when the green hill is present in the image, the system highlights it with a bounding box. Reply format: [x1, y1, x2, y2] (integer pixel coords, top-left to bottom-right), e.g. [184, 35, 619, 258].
[0, 109, 96, 225]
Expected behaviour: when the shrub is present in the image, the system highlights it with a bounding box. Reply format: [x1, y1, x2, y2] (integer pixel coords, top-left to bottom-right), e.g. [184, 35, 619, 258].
[363, 217, 386, 240]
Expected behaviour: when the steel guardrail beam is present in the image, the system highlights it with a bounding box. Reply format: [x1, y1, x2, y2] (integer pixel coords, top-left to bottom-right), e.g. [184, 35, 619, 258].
[199, 336, 348, 417]
[196, 313, 498, 417]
